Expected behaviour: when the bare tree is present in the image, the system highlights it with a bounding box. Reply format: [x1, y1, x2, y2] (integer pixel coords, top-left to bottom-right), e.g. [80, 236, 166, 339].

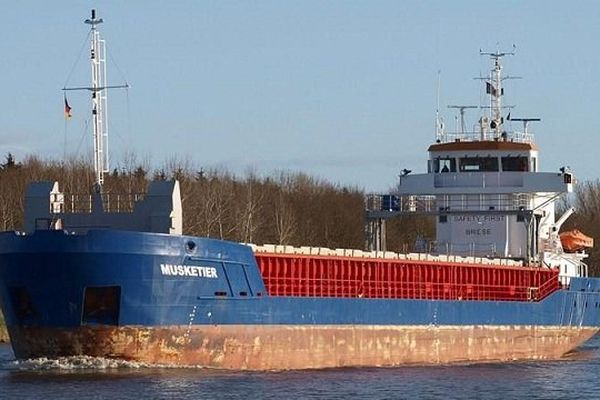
[274, 190, 297, 244]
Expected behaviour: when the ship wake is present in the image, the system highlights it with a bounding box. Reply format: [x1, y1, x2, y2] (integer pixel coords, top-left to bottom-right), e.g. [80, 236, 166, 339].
[1, 356, 207, 371]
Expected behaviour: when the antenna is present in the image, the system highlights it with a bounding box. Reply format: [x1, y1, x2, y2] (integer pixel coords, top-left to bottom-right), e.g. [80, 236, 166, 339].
[447, 105, 477, 136]
[63, 9, 129, 192]
[479, 44, 516, 59]
[435, 70, 443, 141]
[509, 117, 541, 136]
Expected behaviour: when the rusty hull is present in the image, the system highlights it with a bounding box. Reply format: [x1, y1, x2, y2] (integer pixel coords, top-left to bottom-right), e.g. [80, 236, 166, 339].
[7, 324, 598, 370]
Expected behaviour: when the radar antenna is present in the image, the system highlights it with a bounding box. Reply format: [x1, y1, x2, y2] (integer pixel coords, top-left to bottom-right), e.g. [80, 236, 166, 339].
[509, 117, 541, 138]
[447, 105, 478, 136]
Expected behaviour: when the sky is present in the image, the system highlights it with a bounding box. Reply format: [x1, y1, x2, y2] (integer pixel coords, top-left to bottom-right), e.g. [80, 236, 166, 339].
[0, 1, 599, 192]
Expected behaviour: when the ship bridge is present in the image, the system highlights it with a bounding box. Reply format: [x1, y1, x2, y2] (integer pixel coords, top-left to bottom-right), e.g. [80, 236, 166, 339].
[367, 136, 574, 260]
[381, 138, 574, 260]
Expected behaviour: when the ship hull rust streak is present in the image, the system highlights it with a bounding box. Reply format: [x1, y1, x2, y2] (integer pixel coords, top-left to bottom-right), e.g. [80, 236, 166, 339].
[9, 325, 598, 370]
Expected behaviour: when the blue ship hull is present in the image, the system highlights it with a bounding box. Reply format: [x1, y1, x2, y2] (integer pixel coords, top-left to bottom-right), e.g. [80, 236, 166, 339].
[0, 229, 599, 369]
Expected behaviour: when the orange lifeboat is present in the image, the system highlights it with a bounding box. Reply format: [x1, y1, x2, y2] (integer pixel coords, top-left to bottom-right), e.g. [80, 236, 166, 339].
[560, 229, 594, 252]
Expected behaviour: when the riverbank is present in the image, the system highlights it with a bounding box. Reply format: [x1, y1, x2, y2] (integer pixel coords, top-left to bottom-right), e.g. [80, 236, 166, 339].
[0, 312, 7, 343]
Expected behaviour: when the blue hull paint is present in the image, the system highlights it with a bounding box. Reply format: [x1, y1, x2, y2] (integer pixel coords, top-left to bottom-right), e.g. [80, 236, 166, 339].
[1, 229, 600, 332]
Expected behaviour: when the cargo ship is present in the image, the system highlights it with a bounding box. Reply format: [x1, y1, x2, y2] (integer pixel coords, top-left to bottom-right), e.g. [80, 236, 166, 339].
[0, 11, 599, 370]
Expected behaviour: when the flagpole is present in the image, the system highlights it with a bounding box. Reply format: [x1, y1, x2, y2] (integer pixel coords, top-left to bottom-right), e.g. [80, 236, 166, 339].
[63, 109, 67, 161]
[63, 95, 72, 161]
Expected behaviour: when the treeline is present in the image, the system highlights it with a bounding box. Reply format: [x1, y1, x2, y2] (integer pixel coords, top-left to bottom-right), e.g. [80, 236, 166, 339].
[0, 153, 372, 249]
[0, 153, 435, 250]
[0, 153, 599, 275]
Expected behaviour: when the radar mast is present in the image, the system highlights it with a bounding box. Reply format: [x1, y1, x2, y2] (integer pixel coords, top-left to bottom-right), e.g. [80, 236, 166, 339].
[63, 9, 129, 192]
[478, 46, 523, 139]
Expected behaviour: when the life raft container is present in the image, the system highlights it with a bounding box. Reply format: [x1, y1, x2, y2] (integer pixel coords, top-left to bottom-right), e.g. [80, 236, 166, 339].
[560, 229, 594, 252]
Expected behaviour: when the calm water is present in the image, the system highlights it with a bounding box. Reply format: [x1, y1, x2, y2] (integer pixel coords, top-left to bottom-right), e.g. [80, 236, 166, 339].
[1, 336, 600, 400]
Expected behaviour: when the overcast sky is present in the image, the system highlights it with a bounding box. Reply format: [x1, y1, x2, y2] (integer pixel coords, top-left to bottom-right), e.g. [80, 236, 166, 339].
[1, 1, 598, 191]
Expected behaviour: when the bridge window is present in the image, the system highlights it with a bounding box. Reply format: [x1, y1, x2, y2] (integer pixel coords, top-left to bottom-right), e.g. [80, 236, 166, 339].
[459, 157, 499, 172]
[501, 156, 529, 171]
[433, 158, 456, 173]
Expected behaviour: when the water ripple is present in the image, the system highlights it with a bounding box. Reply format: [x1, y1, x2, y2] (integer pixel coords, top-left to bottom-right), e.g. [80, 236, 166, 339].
[1, 338, 600, 400]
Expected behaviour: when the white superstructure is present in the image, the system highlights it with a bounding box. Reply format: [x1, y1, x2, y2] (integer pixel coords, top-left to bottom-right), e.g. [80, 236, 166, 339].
[366, 49, 588, 284]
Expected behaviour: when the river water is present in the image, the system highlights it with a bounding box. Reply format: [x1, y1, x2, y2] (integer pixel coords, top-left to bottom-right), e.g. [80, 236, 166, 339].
[1, 336, 599, 400]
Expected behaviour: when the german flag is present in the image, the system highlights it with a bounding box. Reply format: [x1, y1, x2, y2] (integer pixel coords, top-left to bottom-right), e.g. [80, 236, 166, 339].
[64, 96, 72, 118]
[485, 81, 498, 97]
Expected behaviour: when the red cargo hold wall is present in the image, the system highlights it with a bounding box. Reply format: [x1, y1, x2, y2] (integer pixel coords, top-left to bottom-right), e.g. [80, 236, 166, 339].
[255, 254, 560, 302]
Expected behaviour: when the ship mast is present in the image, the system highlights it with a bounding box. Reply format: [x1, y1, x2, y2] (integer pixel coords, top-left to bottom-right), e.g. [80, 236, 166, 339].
[63, 9, 128, 192]
[479, 46, 519, 140]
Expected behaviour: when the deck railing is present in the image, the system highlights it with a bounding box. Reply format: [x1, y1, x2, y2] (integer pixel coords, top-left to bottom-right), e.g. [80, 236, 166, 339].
[436, 130, 534, 145]
[50, 193, 145, 214]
